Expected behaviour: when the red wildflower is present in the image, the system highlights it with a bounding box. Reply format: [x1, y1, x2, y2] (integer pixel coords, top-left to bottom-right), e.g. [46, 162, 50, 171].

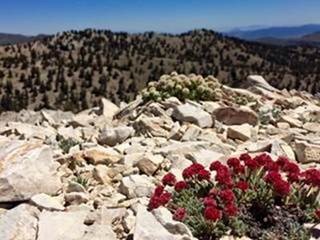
[162, 173, 177, 186]
[148, 187, 172, 210]
[227, 158, 244, 174]
[154, 185, 165, 196]
[224, 203, 238, 217]
[182, 167, 194, 179]
[203, 197, 217, 207]
[233, 164, 245, 175]
[204, 207, 221, 221]
[315, 209, 320, 219]
[173, 208, 187, 221]
[264, 171, 282, 184]
[254, 153, 269, 166]
[283, 162, 300, 174]
[235, 180, 249, 191]
[174, 181, 188, 192]
[219, 189, 235, 204]
[210, 161, 223, 171]
[190, 163, 205, 172]
[159, 191, 172, 205]
[198, 169, 211, 181]
[273, 179, 291, 196]
[215, 168, 233, 187]
[244, 158, 259, 170]
[287, 172, 300, 183]
[303, 169, 320, 187]
[148, 196, 162, 210]
[182, 163, 205, 179]
[264, 159, 280, 172]
[227, 157, 241, 168]
[276, 156, 290, 169]
[239, 153, 252, 162]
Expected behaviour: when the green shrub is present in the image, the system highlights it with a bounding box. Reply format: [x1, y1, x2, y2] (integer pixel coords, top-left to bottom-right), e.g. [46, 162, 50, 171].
[57, 135, 79, 154]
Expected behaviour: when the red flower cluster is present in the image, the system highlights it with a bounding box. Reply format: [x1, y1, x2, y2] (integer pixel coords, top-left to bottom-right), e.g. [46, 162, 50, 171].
[235, 180, 249, 192]
[211, 161, 233, 187]
[203, 197, 217, 207]
[162, 173, 176, 186]
[174, 181, 188, 192]
[148, 185, 172, 210]
[273, 179, 291, 196]
[204, 188, 238, 220]
[173, 208, 187, 221]
[183, 163, 211, 181]
[227, 157, 245, 174]
[204, 207, 221, 221]
[219, 189, 235, 203]
[148, 153, 319, 229]
[264, 169, 291, 196]
[224, 203, 238, 217]
[303, 169, 320, 187]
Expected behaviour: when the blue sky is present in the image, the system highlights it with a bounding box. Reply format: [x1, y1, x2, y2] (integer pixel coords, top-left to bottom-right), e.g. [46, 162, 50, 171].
[1, 0, 320, 35]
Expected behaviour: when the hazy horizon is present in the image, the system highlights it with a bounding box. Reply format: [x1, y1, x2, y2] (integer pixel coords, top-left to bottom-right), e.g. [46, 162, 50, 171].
[1, 0, 320, 35]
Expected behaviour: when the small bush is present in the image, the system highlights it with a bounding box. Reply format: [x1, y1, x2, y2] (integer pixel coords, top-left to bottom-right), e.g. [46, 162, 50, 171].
[148, 154, 320, 239]
[141, 72, 223, 102]
[57, 135, 79, 154]
[258, 106, 281, 125]
[74, 176, 89, 189]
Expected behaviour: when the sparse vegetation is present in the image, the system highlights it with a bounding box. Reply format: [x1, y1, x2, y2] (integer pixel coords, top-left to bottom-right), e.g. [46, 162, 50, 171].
[57, 135, 79, 153]
[74, 176, 89, 189]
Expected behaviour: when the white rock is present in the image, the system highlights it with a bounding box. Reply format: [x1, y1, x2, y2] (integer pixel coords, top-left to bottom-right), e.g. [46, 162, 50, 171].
[188, 149, 224, 168]
[66, 181, 87, 193]
[303, 122, 320, 133]
[136, 154, 164, 176]
[98, 126, 135, 146]
[65, 192, 89, 205]
[247, 75, 279, 92]
[213, 106, 258, 126]
[134, 204, 193, 240]
[153, 207, 193, 237]
[0, 204, 40, 240]
[30, 193, 64, 211]
[227, 124, 252, 141]
[271, 139, 295, 160]
[99, 98, 119, 119]
[37, 210, 88, 240]
[83, 147, 122, 165]
[82, 224, 117, 240]
[173, 103, 213, 128]
[295, 140, 320, 163]
[181, 124, 202, 141]
[93, 165, 111, 184]
[0, 138, 61, 202]
[119, 174, 154, 198]
[279, 115, 302, 128]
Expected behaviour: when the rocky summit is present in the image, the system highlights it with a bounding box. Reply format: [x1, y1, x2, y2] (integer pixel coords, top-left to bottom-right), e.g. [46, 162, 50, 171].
[0, 73, 319, 240]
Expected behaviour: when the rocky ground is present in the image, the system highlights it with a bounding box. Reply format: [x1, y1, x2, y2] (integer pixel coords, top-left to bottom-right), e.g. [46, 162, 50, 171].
[0, 74, 319, 240]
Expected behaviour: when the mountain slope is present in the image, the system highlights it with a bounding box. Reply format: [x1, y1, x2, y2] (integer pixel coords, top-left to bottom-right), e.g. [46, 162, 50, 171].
[0, 29, 320, 112]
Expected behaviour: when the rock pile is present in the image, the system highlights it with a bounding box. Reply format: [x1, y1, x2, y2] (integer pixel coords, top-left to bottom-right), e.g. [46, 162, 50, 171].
[0, 73, 319, 240]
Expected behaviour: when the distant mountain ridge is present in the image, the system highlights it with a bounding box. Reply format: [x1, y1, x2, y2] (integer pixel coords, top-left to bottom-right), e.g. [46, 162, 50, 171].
[227, 24, 320, 40]
[0, 33, 48, 45]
